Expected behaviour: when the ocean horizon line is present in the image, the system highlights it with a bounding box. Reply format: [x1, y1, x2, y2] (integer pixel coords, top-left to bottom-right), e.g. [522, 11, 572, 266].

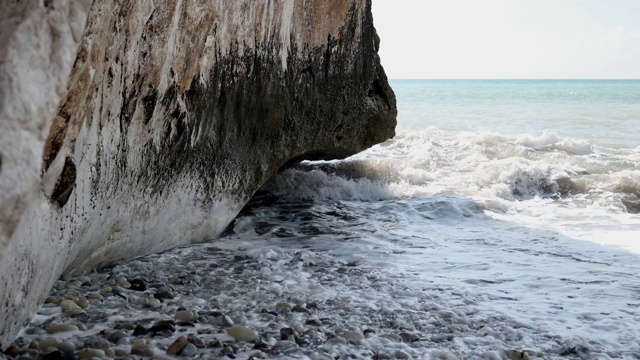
[389, 78, 640, 81]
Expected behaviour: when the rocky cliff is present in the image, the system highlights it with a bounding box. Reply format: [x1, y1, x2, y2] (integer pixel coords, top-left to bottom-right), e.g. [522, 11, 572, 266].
[0, 0, 396, 346]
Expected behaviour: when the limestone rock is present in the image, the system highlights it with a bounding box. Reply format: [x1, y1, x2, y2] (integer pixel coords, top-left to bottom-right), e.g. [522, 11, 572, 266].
[0, 0, 396, 347]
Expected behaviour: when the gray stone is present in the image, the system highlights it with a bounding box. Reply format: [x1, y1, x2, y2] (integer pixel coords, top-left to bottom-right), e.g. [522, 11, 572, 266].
[167, 336, 188, 355]
[56, 341, 75, 354]
[226, 326, 258, 342]
[84, 337, 110, 350]
[78, 348, 106, 359]
[46, 324, 79, 334]
[178, 343, 197, 357]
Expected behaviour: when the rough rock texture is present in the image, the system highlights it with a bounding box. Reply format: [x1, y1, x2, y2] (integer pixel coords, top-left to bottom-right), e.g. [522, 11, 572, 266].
[0, 0, 396, 346]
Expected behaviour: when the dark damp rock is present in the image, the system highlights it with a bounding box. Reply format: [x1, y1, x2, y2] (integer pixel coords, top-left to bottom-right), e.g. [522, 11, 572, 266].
[106, 330, 128, 344]
[399, 332, 420, 343]
[155, 319, 176, 326]
[132, 325, 147, 336]
[187, 336, 206, 349]
[178, 343, 197, 357]
[253, 341, 269, 350]
[260, 309, 278, 317]
[153, 289, 174, 300]
[364, 328, 376, 338]
[221, 346, 236, 358]
[148, 323, 175, 336]
[207, 339, 222, 348]
[83, 336, 111, 349]
[129, 279, 148, 291]
[295, 337, 310, 347]
[130, 348, 154, 357]
[178, 321, 195, 327]
[280, 328, 295, 340]
[43, 350, 75, 360]
[3, 345, 20, 357]
[305, 319, 322, 327]
[210, 314, 234, 327]
[292, 305, 310, 313]
[273, 340, 298, 351]
[320, 318, 336, 326]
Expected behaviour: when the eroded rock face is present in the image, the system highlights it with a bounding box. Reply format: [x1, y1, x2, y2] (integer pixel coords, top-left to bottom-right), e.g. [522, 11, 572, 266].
[0, 0, 396, 346]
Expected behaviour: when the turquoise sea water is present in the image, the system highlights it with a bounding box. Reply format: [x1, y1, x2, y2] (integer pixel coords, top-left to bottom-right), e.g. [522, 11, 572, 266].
[392, 79, 640, 148]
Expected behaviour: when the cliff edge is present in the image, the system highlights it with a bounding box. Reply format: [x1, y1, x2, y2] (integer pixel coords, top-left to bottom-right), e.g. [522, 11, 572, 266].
[0, 0, 396, 346]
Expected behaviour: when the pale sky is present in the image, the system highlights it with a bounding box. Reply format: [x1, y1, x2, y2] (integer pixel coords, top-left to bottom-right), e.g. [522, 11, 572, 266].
[372, 0, 640, 79]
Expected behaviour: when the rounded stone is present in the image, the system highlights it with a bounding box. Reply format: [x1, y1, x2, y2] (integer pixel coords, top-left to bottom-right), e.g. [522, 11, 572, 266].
[113, 348, 128, 357]
[78, 348, 106, 359]
[292, 324, 304, 334]
[39, 337, 61, 349]
[60, 299, 81, 310]
[226, 326, 258, 342]
[106, 330, 128, 344]
[210, 314, 234, 327]
[75, 298, 89, 309]
[178, 343, 197, 357]
[86, 293, 103, 301]
[340, 330, 365, 341]
[129, 279, 148, 291]
[275, 302, 292, 313]
[56, 341, 75, 354]
[175, 310, 197, 322]
[131, 338, 148, 351]
[3, 345, 19, 357]
[154, 289, 174, 300]
[84, 336, 110, 350]
[167, 335, 188, 355]
[46, 323, 79, 334]
[42, 346, 59, 355]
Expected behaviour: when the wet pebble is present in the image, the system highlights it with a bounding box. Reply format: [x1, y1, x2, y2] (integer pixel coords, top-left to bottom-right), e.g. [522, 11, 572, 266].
[211, 314, 234, 327]
[86, 293, 103, 301]
[84, 336, 110, 349]
[274, 340, 298, 351]
[105, 329, 128, 344]
[154, 289, 174, 300]
[340, 330, 365, 341]
[275, 302, 292, 313]
[3, 345, 20, 357]
[46, 324, 79, 334]
[167, 336, 188, 355]
[39, 337, 61, 349]
[175, 310, 197, 322]
[178, 342, 197, 357]
[78, 348, 105, 359]
[226, 326, 258, 342]
[57, 341, 75, 354]
[60, 300, 81, 311]
[129, 278, 147, 291]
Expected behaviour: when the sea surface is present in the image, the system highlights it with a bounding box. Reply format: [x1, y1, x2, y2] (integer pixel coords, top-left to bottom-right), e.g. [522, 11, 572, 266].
[17, 80, 640, 359]
[229, 80, 640, 357]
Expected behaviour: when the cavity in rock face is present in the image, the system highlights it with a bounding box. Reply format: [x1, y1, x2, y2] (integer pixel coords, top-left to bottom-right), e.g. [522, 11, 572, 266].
[0, 0, 396, 347]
